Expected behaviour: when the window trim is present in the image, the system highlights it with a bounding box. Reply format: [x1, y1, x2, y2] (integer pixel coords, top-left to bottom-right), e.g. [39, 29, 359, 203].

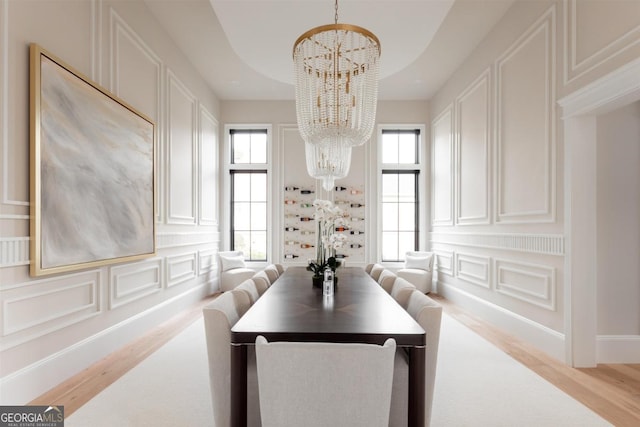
[376, 124, 427, 265]
[380, 169, 420, 262]
[223, 124, 273, 264]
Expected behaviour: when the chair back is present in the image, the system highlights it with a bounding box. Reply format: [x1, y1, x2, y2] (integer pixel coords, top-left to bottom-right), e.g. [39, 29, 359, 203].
[274, 263, 285, 275]
[252, 275, 269, 296]
[202, 290, 253, 426]
[263, 264, 280, 284]
[391, 291, 442, 426]
[236, 279, 260, 304]
[218, 250, 247, 271]
[404, 251, 434, 271]
[390, 277, 416, 308]
[369, 263, 385, 281]
[377, 269, 397, 293]
[255, 336, 396, 427]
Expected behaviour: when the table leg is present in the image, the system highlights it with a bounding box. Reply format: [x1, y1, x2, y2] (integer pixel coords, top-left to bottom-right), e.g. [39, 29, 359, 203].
[408, 345, 426, 427]
[230, 343, 247, 427]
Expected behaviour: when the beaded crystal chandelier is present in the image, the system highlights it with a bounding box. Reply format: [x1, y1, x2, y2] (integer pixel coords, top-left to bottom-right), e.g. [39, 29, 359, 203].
[293, 0, 381, 190]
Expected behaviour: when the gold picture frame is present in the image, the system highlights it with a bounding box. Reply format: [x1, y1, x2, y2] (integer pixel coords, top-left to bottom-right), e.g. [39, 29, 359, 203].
[29, 44, 156, 276]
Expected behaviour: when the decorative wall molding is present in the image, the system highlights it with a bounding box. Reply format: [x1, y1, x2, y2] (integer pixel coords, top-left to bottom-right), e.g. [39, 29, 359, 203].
[165, 252, 197, 288]
[596, 334, 640, 364]
[0, 237, 29, 267]
[455, 69, 491, 225]
[430, 231, 564, 256]
[156, 231, 218, 249]
[495, 258, 556, 310]
[198, 105, 218, 226]
[1, 270, 101, 347]
[455, 252, 490, 288]
[564, 0, 640, 85]
[433, 249, 454, 276]
[431, 105, 454, 226]
[198, 248, 216, 275]
[495, 5, 556, 224]
[91, 0, 102, 84]
[109, 258, 162, 309]
[166, 70, 197, 225]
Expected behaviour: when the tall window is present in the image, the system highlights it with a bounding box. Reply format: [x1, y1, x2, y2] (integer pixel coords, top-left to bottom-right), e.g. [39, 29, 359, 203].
[230, 129, 268, 261]
[380, 129, 420, 262]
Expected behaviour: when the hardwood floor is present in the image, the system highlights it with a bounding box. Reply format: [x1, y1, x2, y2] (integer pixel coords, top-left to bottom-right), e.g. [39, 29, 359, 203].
[30, 293, 640, 426]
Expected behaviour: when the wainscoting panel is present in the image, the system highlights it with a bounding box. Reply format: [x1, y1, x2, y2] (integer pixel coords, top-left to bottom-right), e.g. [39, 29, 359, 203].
[431, 106, 454, 226]
[495, 258, 556, 310]
[430, 232, 564, 256]
[198, 248, 216, 276]
[1, 270, 101, 343]
[455, 252, 490, 288]
[199, 105, 218, 226]
[433, 249, 454, 276]
[456, 69, 491, 225]
[496, 6, 555, 224]
[0, 237, 29, 267]
[109, 258, 162, 309]
[564, 0, 640, 84]
[166, 70, 197, 225]
[165, 252, 197, 288]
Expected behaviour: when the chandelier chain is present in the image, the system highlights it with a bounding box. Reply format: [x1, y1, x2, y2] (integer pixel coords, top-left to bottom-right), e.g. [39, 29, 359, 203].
[334, 0, 339, 24]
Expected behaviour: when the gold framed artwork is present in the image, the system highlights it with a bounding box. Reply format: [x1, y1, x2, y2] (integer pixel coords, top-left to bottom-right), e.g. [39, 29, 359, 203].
[29, 44, 156, 276]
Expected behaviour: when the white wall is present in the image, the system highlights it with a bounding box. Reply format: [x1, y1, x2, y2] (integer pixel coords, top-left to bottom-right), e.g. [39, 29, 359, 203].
[0, 0, 221, 403]
[429, 0, 640, 363]
[596, 101, 640, 335]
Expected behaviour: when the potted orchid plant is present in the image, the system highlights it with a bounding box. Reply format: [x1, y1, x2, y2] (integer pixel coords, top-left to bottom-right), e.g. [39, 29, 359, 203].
[307, 199, 349, 287]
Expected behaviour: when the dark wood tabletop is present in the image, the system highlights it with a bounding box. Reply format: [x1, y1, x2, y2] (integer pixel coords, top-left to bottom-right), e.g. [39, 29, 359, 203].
[230, 266, 426, 427]
[231, 266, 425, 345]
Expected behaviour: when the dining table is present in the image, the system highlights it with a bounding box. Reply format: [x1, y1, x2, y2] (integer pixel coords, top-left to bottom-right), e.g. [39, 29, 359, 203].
[230, 266, 426, 427]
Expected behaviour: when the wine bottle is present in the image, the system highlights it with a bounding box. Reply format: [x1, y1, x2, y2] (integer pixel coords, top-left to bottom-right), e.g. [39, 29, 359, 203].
[300, 243, 314, 248]
[350, 230, 364, 235]
[350, 189, 363, 195]
[300, 203, 313, 208]
[284, 214, 299, 218]
[350, 203, 365, 208]
[284, 227, 299, 232]
[335, 226, 348, 232]
[335, 254, 349, 258]
[299, 217, 314, 222]
[284, 254, 299, 259]
[335, 186, 347, 191]
[284, 186, 299, 191]
[350, 217, 364, 222]
[300, 189, 315, 194]
[285, 241, 299, 245]
[349, 243, 363, 248]
[284, 199, 296, 205]
[300, 230, 314, 235]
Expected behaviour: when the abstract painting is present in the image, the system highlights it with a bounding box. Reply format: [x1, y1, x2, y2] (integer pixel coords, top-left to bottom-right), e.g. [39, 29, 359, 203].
[30, 44, 155, 276]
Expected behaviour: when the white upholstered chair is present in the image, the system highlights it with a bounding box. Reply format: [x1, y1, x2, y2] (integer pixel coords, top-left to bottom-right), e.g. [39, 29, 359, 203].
[263, 264, 280, 284]
[255, 336, 396, 427]
[274, 263, 285, 275]
[251, 274, 270, 296]
[377, 269, 397, 293]
[202, 290, 260, 427]
[364, 263, 375, 274]
[236, 279, 260, 304]
[397, 251, 434, 294]
[390, 277, 417, 309]
[369, 263, 385, 282]
[389, 291, 443, 427]
[218, 251, 255, 292]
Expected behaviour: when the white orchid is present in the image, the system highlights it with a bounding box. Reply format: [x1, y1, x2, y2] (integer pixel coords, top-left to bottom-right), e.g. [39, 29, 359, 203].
[307, 199, 350, 276]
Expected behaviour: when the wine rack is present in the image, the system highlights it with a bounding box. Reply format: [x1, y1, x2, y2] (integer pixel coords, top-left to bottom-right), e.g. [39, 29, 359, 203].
[282, 184, 365, 264]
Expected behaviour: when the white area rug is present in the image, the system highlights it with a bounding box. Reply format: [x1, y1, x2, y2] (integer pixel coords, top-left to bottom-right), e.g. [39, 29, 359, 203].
[66, 314, 611, 426]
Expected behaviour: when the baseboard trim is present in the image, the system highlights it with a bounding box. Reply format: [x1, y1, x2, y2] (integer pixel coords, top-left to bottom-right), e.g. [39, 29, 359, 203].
[0, 283, 209, 405]
[597, 335, 640, 363]
[437, 281, 566, 362]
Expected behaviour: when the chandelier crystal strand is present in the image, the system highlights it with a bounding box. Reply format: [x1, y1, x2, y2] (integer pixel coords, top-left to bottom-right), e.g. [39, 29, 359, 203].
[305, 137, 352, 191]
[293, 23, 380, 147]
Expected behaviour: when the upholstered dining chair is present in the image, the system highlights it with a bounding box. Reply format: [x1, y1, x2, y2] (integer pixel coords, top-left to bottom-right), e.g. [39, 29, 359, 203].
[390, 277, 417, 309]
[389, 291, 443, 427]
[252, 270, 271, 293]
[369, 263, 385, 282]
[255, 336, 397, 427]
[274, 263, 285, 275]
[202, 290, 260, 427]
[397, 251, 434, 294]
[218, 250, 255, 292]
[263, 264, 280, 284]
[377, 269, 397, 293]
[236, 279, 260, 304]
[364, 263, 375, 274]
